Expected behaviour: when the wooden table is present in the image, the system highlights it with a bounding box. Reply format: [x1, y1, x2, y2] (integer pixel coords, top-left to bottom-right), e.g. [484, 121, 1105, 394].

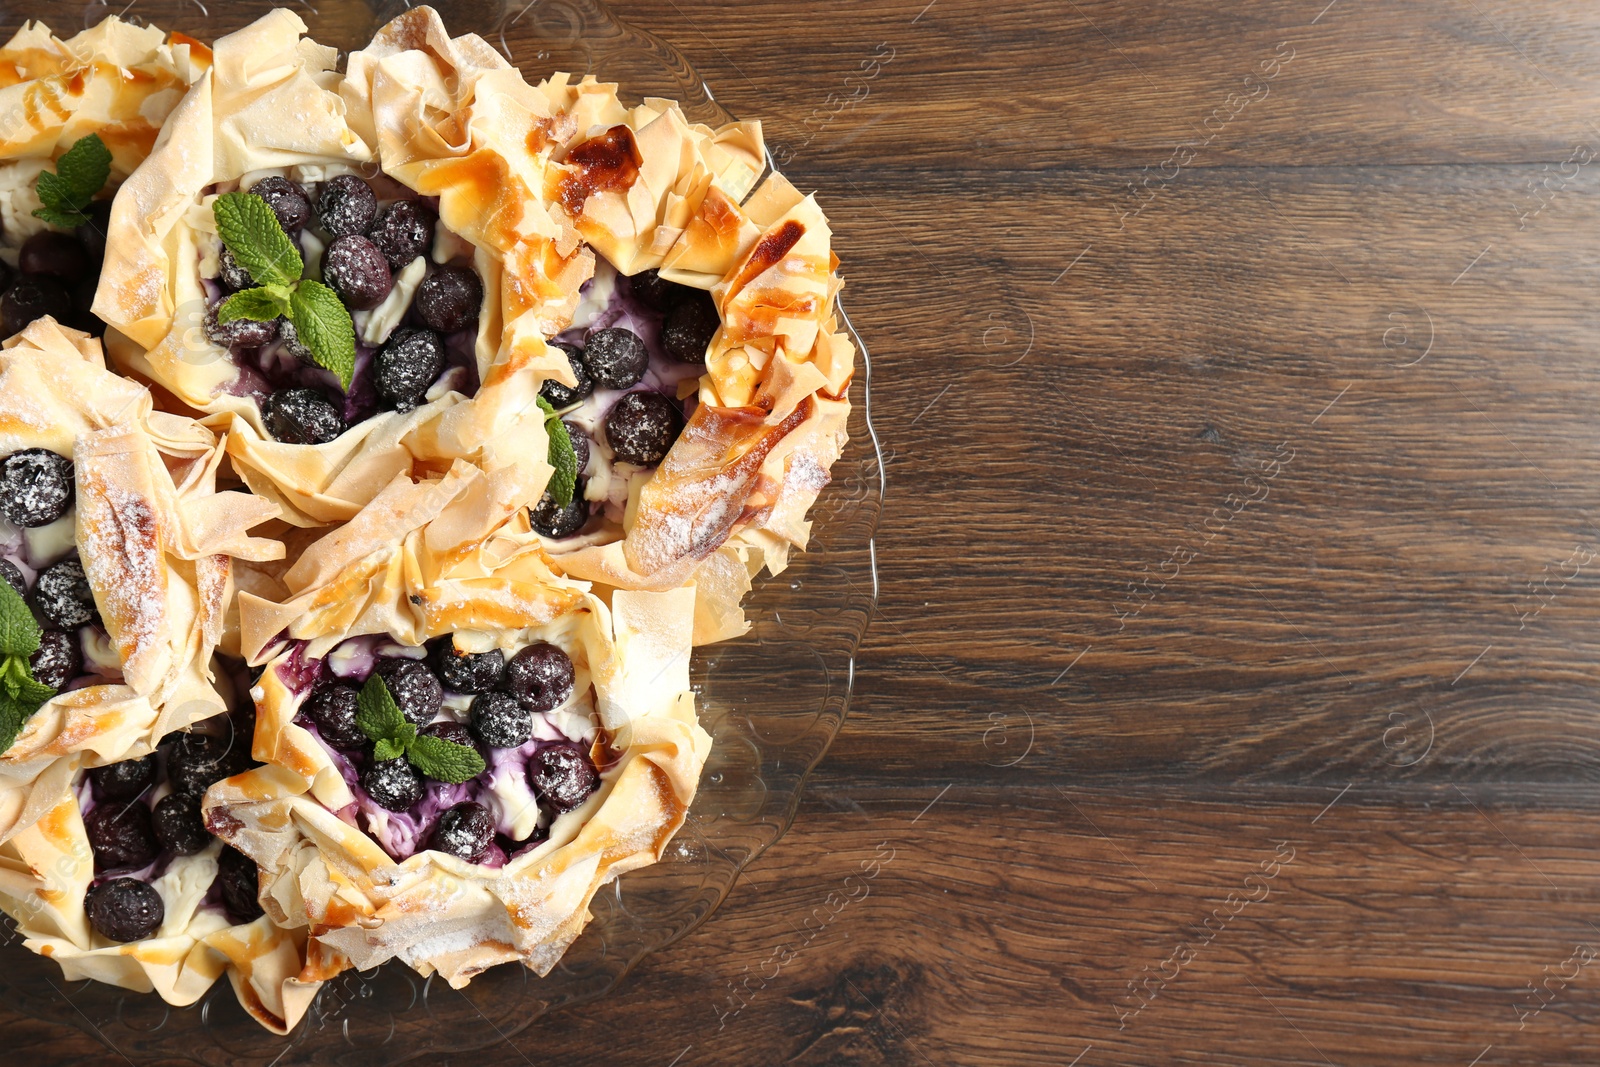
[9, 0, 1600, 1062]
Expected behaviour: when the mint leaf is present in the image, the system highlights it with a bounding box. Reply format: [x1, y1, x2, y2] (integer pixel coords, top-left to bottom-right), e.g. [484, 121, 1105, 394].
[32, 206, 91, 228]
[219, 285, 292, 324]
[289, 280, 356, 390]
[0, 577, 41, 659]
[0, 688, 30, 755]
[536, 396, 578, 507]
[355, 673, 406, 744]
[373, 737, 405, 762]
[213, 191, 302, 289]
[406, 733, 486, 784]
[0, 654, 56, 756]
[32, 135, 110, 227]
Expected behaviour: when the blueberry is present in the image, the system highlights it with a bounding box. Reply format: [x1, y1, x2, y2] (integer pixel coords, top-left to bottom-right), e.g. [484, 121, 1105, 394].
[662, 289, 719, 363]
[18, 231, 89, 280]
[68, 274, 104, 338]
[1, 275, 73, 336]
[218, 246, 255, 291]
[262, 389, 345, 446]
[85, 878, 163, 942]
[503, 642, 574, 713]
[565, 422, 591, 476]
[83, 801, 159, 871]
[528, 743, 599, 812]
[0, 260, 11, 293]
[419, 719, 476, 749]
[30, 629, 81, 690]
[539, 342, 594, 408]
[302, 683, 366, 751]
[33, 559, 95, 629]
[316, 175, 378, 238]
[88, 754, 155, 802]
[414, 265, 483, 333]
[374, 658, 443, 727]
[584, 327, 648, 389]
[430, 800, 493, 862]
[248, 176, 312, 234]
[468, 691, 531, 749]
[204, 304, 280, 350]
[0, 559, 24, 598]
[427, 638, 504, 694]
[374, 327, 445, 411]
[627, 268, 685, 311]
[0, 447, 74, 527]
[322, 234, 393, 310]
[368, 200, 435, 271]
[166, 731, 251, 796]
[603, 391, 684, 466]
[76, 200, 113, 266]
[529, 483, 589, 539]
[361, 757, 423, 811]
[151, 793, 210, 855]
[217, 845, 265, 922]
[277, 319, 315, 363]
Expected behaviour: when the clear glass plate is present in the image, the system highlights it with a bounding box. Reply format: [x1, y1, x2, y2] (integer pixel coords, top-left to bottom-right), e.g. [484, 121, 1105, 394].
[0, 0, 882, 1059]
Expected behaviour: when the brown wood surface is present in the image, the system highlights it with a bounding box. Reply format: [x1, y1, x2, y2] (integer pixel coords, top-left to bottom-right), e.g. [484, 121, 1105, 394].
[8, 0, 1600, 1062]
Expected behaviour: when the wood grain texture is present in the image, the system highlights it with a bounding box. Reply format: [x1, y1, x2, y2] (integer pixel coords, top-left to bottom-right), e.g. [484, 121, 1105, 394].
[7, 0, 1600, 1062]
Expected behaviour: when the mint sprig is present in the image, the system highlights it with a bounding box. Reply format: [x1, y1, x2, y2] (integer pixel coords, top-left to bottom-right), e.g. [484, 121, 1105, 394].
[212, 190, 356, 390]
[33, 134, 111, 228]
[0, 578, 59, 754]
[536, 396, 578, 507]
[354, 673, 484, 784]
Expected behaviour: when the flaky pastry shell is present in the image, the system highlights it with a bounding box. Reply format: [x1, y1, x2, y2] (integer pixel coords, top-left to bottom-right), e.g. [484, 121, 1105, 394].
[0, 318, 281, 844]
[93, 10, 550, 527]
[205, 459, 710, 986]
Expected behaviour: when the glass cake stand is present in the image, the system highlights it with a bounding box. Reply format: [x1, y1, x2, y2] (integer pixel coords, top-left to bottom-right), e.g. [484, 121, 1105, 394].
[0, 0, 882, 1060]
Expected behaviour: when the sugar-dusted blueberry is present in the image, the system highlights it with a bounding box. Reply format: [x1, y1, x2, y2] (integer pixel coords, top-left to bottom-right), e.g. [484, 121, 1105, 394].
[503, 642, 574, 713]
[529, 484, 589, 539]
[34, 558, 96, 629]
[303, 683, 367, 751]
[584, 327, 648, 389]
[322, 234, 393, 310]
[414, 265, 483, 334]
[83, 800, 159, 871]
[361, 757, 424, 812]
[564, 422, 591, 476]
[627, 267, 685, 311]
[277, 319, 315, 363]
[367, 200, 436, 271]
[420, 719, 476, 749]
[0, 447, 74, 527]
[262, 389, 345, 446]
[1, 275, 73, 335]
[430, 800, 493, 862]
[0, 559, 24, 598]
[166, 731, 251, 796]
[603, 391, 684, 467]
[374, 326, 445, 411]
[468, 691, 531, 749]
[374, 657, 443, 727]
[662, 289, 719, 363]
[19, 231, 89, 280]
[528, 742, 599, 812]
[88, 754, 156, 802]
[204, 304, 280, 350]
[316, 174, 378, 238]
[218, 246, 255, 291]
[30, 629, 81, 690]
[152, 793, 210, 855]
[217, 845, 265, 922]
[85, 878, 163, 942]
[428, 637, 504, 695]
[539, 342, 593, 408]
[249, 176, 312, 234]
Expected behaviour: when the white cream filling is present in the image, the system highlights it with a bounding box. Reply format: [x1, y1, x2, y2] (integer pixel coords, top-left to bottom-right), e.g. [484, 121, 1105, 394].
[356, 255, 426, 345]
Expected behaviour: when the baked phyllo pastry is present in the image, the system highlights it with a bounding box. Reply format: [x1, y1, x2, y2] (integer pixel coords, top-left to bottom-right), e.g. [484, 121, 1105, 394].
[0, 656, 338, 1033]
[0, 15, 208, 339]
[94, 10, 551, 527]
[0, 317, 281, 844]
[205, 459, 710, 985]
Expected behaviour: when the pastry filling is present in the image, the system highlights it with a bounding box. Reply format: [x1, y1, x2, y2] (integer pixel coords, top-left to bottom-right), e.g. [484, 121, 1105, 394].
[78, 660, 264, 944]
[0, 205, 112, 339]
[285, 632, 602, 866]
[198, 173, 485, 444]
[530, 258, 716, 539]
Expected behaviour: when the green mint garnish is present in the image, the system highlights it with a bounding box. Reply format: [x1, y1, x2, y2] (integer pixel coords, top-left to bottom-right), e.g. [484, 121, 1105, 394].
[354, 673, 484, 785]
[211, 191, 356, 390]
[536, 396, 578, 507]
[0, 578, 58, 754]
[33, 134, 111, 228]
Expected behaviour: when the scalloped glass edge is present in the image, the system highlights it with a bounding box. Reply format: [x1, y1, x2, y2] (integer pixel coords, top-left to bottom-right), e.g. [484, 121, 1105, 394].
[0, 1, 882, 1061]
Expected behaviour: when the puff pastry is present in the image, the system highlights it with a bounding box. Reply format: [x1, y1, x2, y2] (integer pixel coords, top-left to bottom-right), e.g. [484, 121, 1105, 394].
[205, 460, 710, 986]
[0, 318, 281, 845]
